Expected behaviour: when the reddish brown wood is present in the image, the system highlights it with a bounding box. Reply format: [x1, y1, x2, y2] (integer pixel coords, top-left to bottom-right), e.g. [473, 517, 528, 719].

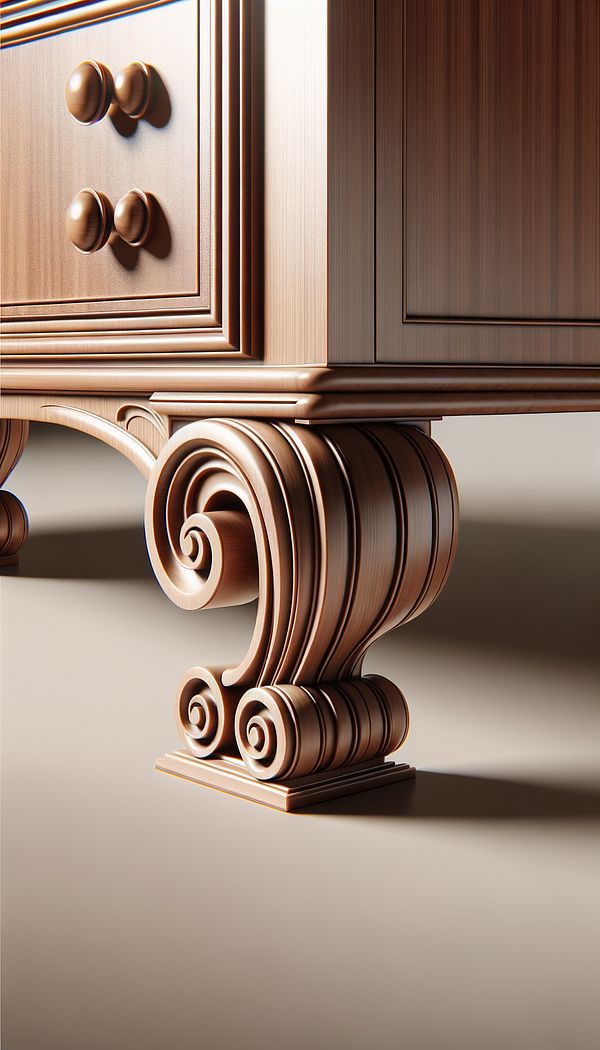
[377, 0, 600, 364]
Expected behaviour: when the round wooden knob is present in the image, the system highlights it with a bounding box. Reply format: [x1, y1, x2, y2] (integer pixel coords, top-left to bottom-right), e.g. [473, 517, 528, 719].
[65, 61, 113, 124]
[66, 189, 113, 253]
[114, 61, 152, 119]
[114, 189, 153, 246]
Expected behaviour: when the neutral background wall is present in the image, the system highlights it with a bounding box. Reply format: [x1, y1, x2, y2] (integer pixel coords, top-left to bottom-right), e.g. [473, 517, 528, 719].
[2, 413, 599, 1050]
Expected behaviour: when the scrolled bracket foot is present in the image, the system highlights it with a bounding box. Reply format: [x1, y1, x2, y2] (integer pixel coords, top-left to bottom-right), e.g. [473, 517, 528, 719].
[147, 419, 458, 809]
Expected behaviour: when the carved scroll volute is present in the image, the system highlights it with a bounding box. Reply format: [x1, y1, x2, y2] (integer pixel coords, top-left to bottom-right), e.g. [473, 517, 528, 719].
[144, 423, 260, 611]
[176, 666, 241, 758]
[0, 420, 29, 563]
[145, 420, 458, 780]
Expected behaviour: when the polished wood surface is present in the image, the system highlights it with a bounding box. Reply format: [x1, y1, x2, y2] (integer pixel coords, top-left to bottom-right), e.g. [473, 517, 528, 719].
[113, 189, 153, 246]
[4, 0, 599, 366]
[258, 0, 377, 365]
[65, 59, 113, 123]
[2, 0, 252, 358]
[65, 188, 113, 253]
[113, 60, 151, 118]
[2, 366, 600, 419]
[2, 0, 199, 306]
[377, 0, 600, 364]
[259, 0, 328, 365]
[147, 419, 457, 796]
[327, 0, 375, 364]
[406, 0, 600, 323]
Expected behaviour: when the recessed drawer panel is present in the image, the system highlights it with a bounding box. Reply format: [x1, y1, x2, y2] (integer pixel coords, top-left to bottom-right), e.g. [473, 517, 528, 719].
[1, 0, 250, 358]
[2, 0, 203, 308]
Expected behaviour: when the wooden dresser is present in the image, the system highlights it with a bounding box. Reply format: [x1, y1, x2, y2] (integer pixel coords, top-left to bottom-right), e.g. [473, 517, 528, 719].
[2, 0, 599, 808]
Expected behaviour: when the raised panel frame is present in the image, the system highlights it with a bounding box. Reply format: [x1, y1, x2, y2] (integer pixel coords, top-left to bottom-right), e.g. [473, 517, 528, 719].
[376, 0, 600, 366]
[0, 0, 254, 360]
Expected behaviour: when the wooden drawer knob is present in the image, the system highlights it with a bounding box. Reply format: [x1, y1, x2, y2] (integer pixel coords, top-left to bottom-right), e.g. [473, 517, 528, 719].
[114, 62, 152, 119]
[65, 61, 113, 124]
[66, 189, 113, 253]
[114, 189, 153, 246]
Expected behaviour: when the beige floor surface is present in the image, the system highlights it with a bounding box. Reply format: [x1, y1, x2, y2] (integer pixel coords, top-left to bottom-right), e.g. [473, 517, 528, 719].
[2, 415, 600, 1050]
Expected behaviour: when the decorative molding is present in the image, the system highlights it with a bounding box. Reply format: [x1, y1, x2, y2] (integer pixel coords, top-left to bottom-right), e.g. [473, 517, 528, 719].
[2, 367, 600, 421]
[116, 403, 169, 442]
[0, 0, 176, 46]
[157, 751, 416, 812]
[146, 418, 458, 807]
[0, 394, 167, 472]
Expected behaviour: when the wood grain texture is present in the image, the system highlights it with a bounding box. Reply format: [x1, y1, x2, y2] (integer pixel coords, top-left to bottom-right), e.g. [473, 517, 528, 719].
[406, 0, 600, 322]
[2, 1, 200, 306]
[1, 0, 253, 358]
[259, 0, 376, 365]
[377, 0, 600, 364]
[259, 0, 328, 365]
[146, 419, 458, 789]
[2, 365, 600, 417]
[0, 394, 167, 473]
[327, 0, 375, 364]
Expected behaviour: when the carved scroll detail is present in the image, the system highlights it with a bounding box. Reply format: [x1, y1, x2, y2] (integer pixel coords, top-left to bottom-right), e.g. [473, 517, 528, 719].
[115, 404, 169, 457]
[146, 420, 458, 784]
[177, 666, 241, 759]
[0, 420, 29, 564]
[234, 676, 409, 782]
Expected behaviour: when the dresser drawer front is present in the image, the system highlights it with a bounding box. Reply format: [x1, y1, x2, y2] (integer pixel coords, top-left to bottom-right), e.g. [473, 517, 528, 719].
[2, 0, 204, 308]
[1, 0, 251, 358]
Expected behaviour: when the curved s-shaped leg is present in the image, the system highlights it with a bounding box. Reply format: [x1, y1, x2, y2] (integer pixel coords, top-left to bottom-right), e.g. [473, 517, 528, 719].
[146, 419, 459, 809]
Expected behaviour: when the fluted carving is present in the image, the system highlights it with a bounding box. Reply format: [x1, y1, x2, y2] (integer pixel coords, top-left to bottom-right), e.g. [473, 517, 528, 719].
[0, 420, 29, 565]
[147, 420, 458, 801]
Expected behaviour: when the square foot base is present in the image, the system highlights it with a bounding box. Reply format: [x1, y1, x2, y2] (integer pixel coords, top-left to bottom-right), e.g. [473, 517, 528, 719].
[156, 750, 416, 811]
[0, 554, 19, 567]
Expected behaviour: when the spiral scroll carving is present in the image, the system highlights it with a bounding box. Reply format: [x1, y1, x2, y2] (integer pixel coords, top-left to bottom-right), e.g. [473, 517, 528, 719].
[177, 666, 240, 759]
[235, 676, 409, 781]
[146, 420, 458, 685]
[145, 419, 458, 782]
[0, 421, 29, 564]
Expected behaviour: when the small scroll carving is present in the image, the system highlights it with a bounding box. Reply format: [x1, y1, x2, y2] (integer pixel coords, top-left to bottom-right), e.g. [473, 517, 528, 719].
[115, 404, 169, 458]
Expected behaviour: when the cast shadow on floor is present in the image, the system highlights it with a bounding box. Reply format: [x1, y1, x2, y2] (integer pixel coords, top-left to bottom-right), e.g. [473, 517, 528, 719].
[399, 519, 600, 665]
[309, 770, 600, 821]
[4, 525, 153, 581]
[6, 518, 599, 665]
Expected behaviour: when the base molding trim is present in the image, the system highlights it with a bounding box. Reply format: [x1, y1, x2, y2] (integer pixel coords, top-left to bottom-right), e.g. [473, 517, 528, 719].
[156, 750, 416, 811]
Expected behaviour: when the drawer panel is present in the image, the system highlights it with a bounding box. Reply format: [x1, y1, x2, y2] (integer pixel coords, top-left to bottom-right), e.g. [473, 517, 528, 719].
[2, 0, 202, 308]
[1, 0, 251, 358]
